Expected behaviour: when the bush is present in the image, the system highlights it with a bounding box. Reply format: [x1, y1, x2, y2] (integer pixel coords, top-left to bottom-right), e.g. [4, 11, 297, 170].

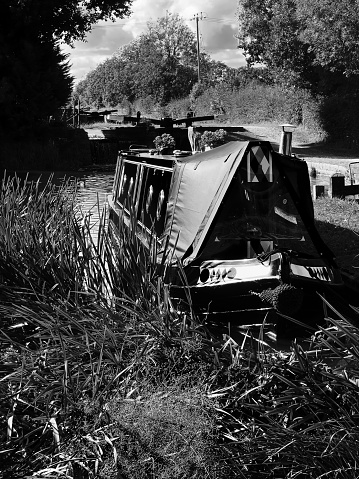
[153, 133, 176, 151]
[164, 97, 192, 119]
[199, 129, 227, 149]
[192, 82, 324, 133]
[64, 386, 223, 479]
[132, 96, 163, 118]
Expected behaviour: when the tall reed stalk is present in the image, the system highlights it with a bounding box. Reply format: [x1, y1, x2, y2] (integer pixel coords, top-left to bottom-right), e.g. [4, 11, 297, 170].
[1, 174, 359, 478]
[0, 174, 218, 478]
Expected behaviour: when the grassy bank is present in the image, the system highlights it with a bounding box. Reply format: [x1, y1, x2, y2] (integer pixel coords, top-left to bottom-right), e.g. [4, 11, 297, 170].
[314, 197, 359, 276]
[1, 177, 359, 478]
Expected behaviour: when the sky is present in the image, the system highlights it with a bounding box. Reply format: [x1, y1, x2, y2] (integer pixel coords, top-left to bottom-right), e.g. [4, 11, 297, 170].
[62, 0, 246, 84]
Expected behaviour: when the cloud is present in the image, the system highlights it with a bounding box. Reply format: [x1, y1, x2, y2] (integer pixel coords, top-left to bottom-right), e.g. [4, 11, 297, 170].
[212, 49, 246, 69]
[63, 0, 245, 83]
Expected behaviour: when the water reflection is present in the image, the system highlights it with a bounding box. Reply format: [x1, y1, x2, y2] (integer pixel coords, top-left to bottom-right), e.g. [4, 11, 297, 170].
[75, 171, 114, 213]
[6, 169, 115, 235]
[14, 170, 114, 204]
[75, 171, 114, 240]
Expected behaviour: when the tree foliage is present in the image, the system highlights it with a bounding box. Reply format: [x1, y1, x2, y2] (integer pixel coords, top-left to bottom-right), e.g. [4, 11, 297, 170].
[0, 37, 73, 133]
[146, 14, 198, 67]
[5, 0, 133, 44]
[296, 0, 359, 76]
[74, 13, 246, 110]
[75, 14, 202, 107]
[236, 0, 359, 91]
[0, 0, 132, 135]
[0, 5, 73, 134]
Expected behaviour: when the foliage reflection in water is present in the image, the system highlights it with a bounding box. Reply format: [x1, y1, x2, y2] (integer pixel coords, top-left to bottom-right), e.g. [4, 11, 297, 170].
[7, 169, 114, 230]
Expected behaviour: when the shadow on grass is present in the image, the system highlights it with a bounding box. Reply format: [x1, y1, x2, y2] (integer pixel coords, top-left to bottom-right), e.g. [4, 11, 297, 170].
[293, 142, 359, 160]
[315, 219, 359, 277]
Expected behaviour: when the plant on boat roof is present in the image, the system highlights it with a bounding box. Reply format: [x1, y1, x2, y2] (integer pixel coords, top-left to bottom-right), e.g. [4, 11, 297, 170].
[199, 129, 227, 149]
[153, 133, 176, 151]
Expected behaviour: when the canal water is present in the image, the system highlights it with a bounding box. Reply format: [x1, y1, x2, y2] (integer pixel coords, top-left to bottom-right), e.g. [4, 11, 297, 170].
[74, 170, 115, 240]
[11, 168, 115, 226]
[74, 170, 115, 218]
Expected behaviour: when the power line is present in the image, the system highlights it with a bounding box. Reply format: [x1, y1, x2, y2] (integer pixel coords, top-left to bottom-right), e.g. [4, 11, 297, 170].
[92, 21, 148, 28]
[204, 17, 237, 24]
[91, 17, 236, 29]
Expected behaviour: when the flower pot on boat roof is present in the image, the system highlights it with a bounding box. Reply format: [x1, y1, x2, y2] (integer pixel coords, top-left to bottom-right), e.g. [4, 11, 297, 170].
[153, 133, 176, 154]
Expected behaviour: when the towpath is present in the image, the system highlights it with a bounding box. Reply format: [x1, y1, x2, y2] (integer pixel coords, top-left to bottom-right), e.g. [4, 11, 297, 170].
[234, 124, 359, 177]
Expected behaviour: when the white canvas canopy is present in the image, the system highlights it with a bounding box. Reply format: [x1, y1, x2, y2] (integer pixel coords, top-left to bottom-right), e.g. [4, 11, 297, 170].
[163, 141, 249, 263]
[162, 140, 333, 267]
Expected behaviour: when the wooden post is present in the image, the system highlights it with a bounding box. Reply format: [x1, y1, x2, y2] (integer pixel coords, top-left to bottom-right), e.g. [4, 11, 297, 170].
[72, 102, 76, 128]
[331, 174, 345, 198]
[77, 99, 80, 128]
[331, 174, 359, 198]
[312, 184, 325, 199]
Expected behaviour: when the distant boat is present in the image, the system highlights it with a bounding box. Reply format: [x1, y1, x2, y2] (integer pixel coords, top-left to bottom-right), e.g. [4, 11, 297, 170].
[108, 140, 343, 322]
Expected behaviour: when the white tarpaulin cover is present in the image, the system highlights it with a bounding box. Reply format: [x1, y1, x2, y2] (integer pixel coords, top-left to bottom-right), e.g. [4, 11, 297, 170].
[162, 140, 331, 267]
[163, 141, 247, 260]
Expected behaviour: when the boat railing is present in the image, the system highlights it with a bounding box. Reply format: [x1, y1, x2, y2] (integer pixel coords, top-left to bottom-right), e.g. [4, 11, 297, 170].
[129, 144, 151, 153]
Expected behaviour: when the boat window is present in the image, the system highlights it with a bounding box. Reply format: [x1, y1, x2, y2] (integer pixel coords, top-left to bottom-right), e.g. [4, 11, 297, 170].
[137, 167, 172, 236]
[128, 177, 134, 196]
[146, 185, 153, 213]
[121, 174, 127, 196]
[156, 190, 165, 221]
[117, 161, 138, 208]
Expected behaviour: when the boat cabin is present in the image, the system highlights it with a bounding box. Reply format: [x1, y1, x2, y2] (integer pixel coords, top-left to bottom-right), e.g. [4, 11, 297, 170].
[108, 140, 342, 318]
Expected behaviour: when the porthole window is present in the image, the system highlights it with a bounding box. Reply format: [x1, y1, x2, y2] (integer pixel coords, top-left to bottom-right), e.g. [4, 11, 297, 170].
[128, 177, 134, 196]
[146, 185, 153, 213]
[156, 189, 165, 221]
[120, 174, 127, 196]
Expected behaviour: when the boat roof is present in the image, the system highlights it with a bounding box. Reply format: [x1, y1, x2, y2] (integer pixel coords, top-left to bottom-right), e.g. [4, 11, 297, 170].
[162, 140, 314, 264]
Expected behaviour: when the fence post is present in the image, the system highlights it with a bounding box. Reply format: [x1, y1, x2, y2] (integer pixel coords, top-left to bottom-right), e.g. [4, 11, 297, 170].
[72, 102, 76, 128]
[279, 124, 296, 156]
[77, 99, 81, 128]
[312, 184, 325, 199]
[331, 174, 345, 198]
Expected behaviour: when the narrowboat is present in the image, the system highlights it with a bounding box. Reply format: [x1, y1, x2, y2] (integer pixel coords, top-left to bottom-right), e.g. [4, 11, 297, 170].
[108, 140, 343, 322]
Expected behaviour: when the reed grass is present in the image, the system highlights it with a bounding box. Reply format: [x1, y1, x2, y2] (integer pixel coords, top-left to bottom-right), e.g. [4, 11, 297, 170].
[0, 176, 359, 478]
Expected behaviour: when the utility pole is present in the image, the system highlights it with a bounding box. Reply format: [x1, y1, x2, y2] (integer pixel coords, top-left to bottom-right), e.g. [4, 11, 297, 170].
[191, 12, 206, 83]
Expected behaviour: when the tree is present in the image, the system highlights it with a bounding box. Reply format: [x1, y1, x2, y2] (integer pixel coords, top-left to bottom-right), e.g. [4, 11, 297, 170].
[75, 14, 200, 107]
[127, 14, 199, 103]
[0, 0, 132, 135]
[296, 0, 359, 76]
[0, 41, 73, 132]
[4, 0, 133, 45]
[146, 14, 198, 68]
[236, 0, 359, 91]
[74, 57, 130, 108]
[199, 59, 243, 89]
[0, 7, 73, 134]
[236, 0, 315, 88]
